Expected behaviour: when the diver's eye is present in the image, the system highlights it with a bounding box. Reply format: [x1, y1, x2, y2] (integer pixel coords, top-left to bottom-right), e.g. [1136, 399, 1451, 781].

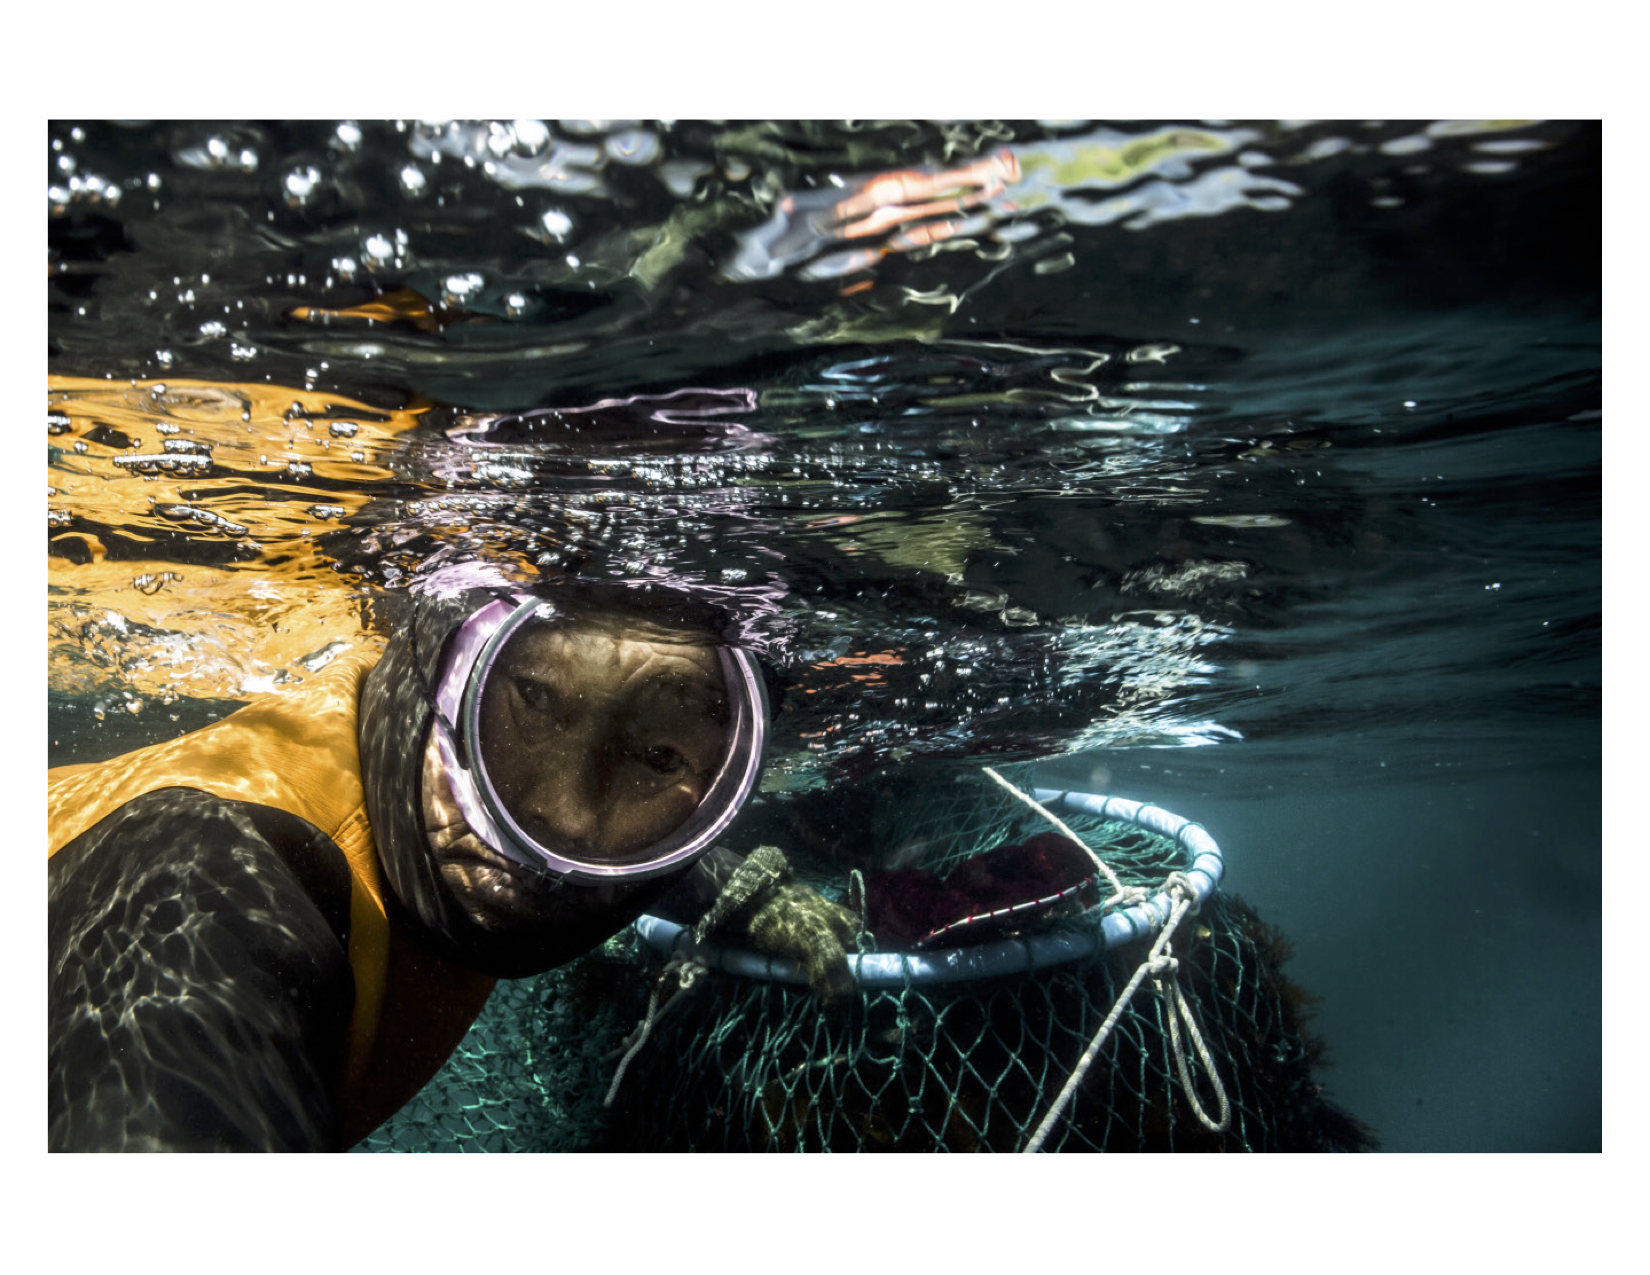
[640, 744, 687, 775]
[514, 676, 558, 716]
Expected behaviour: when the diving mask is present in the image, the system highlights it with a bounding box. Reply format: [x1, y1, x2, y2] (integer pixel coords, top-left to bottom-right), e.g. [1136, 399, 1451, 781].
[428, 594, 766, 884]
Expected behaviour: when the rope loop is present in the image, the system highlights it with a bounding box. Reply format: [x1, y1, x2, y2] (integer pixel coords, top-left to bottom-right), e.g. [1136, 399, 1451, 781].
[603, 951, 706, 1109]
[1164, 978, 1232, 1134]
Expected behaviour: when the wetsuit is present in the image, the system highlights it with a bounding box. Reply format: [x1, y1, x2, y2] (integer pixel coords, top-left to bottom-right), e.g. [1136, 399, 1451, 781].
[46, 593, 703, 1151]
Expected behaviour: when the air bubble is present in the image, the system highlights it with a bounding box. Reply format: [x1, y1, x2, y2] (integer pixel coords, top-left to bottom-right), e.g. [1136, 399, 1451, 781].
[606, 129, 661, 166]
[132, 571, 182, 596]
[442, 272, 484, 306]
[485, 122, 517, 158]
[113, 451, 213, 476]
[363, 234, 395, 267]
[399, 164, 428, 197]
[540, 208, 573, 241]
[335, 121, 363, 150]
[283, 165, 321, 206]
[512, 119, 550, 155]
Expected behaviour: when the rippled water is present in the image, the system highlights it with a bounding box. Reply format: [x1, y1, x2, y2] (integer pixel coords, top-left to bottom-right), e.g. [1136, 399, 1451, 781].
[46, 119, 1600, 1151]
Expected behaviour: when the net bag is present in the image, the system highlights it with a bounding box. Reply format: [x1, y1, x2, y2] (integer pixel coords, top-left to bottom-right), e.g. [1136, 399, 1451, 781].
[364, 766, 1373, 1152]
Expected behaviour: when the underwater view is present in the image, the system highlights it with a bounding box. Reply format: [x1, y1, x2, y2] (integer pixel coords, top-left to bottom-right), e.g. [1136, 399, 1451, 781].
[47, 119, 1600, 1152]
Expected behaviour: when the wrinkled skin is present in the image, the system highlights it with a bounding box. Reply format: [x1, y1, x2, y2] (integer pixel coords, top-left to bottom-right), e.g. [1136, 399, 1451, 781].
[477, 625, 729, 866]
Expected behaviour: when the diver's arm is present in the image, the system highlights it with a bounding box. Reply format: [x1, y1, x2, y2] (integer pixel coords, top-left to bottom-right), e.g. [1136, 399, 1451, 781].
[48, 788, 355, 1152]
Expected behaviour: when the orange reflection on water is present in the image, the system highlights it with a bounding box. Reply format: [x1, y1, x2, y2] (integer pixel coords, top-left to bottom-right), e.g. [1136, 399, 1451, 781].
[46, 376, 429, 707]
[828, 150, 1020, 243]
[810, 649, 907, 686]
[289, 287, 483, 333]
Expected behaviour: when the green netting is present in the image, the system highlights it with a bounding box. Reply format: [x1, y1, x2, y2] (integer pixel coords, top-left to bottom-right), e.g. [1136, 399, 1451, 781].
[361, 766, 1373, 1152]
[606, 890, 1359, 1152]
[355, 945, 643, 1153]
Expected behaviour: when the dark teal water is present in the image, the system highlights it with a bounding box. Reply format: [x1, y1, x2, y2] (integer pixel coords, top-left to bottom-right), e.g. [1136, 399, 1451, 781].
[48, 120, 1600, 1150]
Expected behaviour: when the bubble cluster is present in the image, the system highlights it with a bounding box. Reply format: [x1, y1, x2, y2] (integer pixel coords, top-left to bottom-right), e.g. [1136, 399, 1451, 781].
[174, 134, 260, 173]
[152, 503, 249, 537]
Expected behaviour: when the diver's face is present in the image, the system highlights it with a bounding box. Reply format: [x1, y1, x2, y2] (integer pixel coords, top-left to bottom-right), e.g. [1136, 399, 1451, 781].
[478, 625, 729, 858]
[419, 622, 730, 935]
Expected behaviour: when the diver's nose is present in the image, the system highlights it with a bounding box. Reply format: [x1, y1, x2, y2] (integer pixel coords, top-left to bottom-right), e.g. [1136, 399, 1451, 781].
[513, 738, 606, 852]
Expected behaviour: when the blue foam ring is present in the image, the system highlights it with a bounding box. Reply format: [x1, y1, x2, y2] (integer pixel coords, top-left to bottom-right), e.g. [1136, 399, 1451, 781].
[634, 788, 1226, 988]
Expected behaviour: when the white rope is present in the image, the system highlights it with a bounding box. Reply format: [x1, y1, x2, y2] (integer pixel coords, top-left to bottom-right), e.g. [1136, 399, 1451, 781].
[1021, 873, 1231, 1151]
[980, 766, 1233, 1152]
[603, 953, 705, 1108]
[1154, 871, 1231, 1134]
[982, 766, 1147, 909]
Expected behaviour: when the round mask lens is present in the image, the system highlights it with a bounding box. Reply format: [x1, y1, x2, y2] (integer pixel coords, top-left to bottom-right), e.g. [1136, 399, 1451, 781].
[455, 598, 764, 882]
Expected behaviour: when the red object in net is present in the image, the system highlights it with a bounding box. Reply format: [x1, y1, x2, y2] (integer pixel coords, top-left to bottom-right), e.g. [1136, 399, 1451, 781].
[862, 831, 1101, 949]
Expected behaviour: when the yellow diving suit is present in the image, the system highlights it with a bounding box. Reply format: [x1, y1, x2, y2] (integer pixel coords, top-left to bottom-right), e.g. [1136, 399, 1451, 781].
[48, 648, 495, 1149]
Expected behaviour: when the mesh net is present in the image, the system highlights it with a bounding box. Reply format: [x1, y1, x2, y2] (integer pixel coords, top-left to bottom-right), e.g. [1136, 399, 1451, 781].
[361, 765, 1373, 1152]
[354, 945, 643, 1153]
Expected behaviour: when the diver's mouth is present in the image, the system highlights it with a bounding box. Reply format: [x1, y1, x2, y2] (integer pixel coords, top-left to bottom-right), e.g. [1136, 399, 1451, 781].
[437, 833, 532, 883]
[435, 830, 565, 929]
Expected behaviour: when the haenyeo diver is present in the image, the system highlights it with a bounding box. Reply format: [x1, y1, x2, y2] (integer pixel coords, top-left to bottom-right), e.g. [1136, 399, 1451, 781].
[46, 579, 859, 1151]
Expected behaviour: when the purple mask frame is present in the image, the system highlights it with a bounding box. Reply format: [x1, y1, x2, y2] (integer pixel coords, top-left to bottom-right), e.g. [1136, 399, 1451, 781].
[429, 594, 767, 884]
